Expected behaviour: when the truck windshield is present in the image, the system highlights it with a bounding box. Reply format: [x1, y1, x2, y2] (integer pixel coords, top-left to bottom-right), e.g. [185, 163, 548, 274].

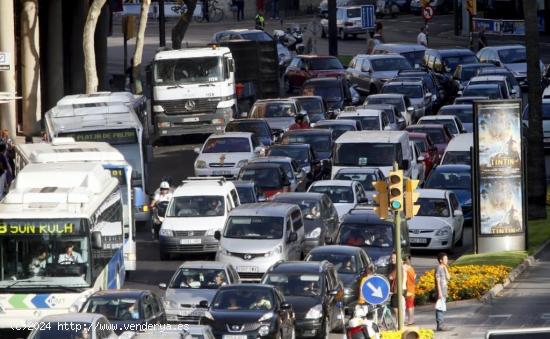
[334, 143, 398, 167]
[0, 219, 91, 289]
[154, 57, 223, 85]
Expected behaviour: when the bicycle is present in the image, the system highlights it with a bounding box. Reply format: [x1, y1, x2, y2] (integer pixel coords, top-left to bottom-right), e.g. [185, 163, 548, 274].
[194, 0, 225, 23]
[374, 303, 397, 331]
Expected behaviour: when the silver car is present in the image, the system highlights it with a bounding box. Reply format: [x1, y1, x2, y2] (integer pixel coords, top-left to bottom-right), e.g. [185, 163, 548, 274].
[381, 80, 434, 122]
[246, 98, 307, 132]
[215, 202, 306, 281]
[346, 54, 412, 96]
[159, 261, 240, 324]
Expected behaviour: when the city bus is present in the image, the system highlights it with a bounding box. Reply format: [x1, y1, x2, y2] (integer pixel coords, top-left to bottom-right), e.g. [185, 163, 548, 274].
[44, 94, 153, 224]
[0, 162, 125, 328]
[14, 138, 137, 274]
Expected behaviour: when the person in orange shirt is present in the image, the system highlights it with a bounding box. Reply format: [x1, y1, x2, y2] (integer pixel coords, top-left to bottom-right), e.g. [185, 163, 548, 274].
[403, 255, 417, 325]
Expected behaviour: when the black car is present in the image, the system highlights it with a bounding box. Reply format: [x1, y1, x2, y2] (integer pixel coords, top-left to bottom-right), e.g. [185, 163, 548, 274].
[452, 63, 496, 88]
[423, 48, 478, 75]
[268, 144, 325, 181]
[301, 77, 355, 111]
[200, 284, 295, 339]
[272, 192, 340, 254]
[292, 96, 329, 123]
[225, 119, 277, 146]
[313, 119, 361, 139]
[281, 129, 333, 164]
[233, 180, 263, 204]
[80, 289, 166, 334]
[331, 207, 410, 274]
[238, 162, 292, 199]
[395, 69, 446, 109]
[261, 261, 345, 338]
[305, 245, 374, 315]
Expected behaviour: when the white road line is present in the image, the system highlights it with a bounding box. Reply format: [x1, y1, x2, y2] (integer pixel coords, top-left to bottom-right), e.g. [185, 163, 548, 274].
[489, 314, 511, 318]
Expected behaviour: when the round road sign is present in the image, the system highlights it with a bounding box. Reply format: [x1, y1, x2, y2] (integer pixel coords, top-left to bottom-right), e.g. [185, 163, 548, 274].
[423, 6, 434, 20]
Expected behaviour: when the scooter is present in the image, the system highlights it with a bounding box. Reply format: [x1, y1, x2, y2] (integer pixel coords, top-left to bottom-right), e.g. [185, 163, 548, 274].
[346, 304, 381, 339]
[152, 201, 169, 240]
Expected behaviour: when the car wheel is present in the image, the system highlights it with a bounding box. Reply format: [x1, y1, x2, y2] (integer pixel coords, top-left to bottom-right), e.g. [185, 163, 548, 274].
[159, 250, 170, 261]
[457, 227, 464, 247]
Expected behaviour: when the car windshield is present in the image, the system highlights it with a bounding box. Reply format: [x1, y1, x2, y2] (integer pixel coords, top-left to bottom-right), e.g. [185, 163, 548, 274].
[298, 98, 324, 114]
[371, 58, 412, 72]
[440, 107, 473, 123]
[314, 124, 355, 139]
[274, 198, 321, 220]
[442, 55, 478, 72]
[303, 85, 343, 101]
[259, 161, 293, 179]
[224, 216, 284, 239]
[268, 147, 309, 167]
[401, 51, 425, 67]
[442, 151, 471, 165]
[283, 134, 331, 153]
[463, 86, 501, 99]
[202, 138, 250, 153]
[169, 268, 228, 289]
[407, 127, 446, 144]
[236, 186, 256, 204]
[263, 273, 324, 297]
[241, 31, 273, 41]
[417, 198, 450, 217]
[309, 185, 354, 203]
[382, 85, 422, 99]
[426, 170, 471, 190]
[306, 58, 344, 70]
[338, 223, 393, 248]
[252, 102, 296, 118]
[412, 140, 426, 152]
[168, 196, 225, 217]
[154, 57, 222, 85]
[30, 322, 94, 339]
[419, 119, 458, 134]
[334, 172, 377, 190]
[497, 48, 526, 64]
[82, 297, 141, 321]
[334, 143, 398, 166]
[212, 289, 275, 311]
[365, 97, 405, 113]
[307, 252, 358, 274]
[345, 116, 380, 130]
[226, 122, 270, 138]
[239, 167, 284, 188]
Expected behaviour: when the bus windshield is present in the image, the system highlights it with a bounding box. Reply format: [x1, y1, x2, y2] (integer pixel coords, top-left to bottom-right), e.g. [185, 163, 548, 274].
[0, 219, 91, 289]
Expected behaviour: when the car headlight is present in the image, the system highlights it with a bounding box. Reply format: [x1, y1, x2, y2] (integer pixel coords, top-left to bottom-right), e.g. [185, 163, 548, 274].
[258, 325, 270, 336]
[195, 160, 207, 168]
[212, 118, 225, 125]
[236, 159, 248, 168]
[435, 226, 452, 236]
[159, 228, 174, 237]
[265, 244, 282, 257]
[258, 311, 274, 322]
[203, 311, 214, 321]
[306, 227, 321, 239]
[206, 228, 218, 236]
[375, 255, 390, 267]
[305, 304, 323, 319]
[164, 299, 178, 308]
[153, 105, 165, 113]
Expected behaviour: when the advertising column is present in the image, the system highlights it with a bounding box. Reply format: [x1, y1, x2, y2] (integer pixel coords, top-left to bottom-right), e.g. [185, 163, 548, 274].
[473, 100, 525, 252]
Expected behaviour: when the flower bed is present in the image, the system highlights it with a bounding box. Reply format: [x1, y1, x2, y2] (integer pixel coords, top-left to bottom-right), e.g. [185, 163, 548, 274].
[381, 329, 434, 339]
[415, 265, 511, 305]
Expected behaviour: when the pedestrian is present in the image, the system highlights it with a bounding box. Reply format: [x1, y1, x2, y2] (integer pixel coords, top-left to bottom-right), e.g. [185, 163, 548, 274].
[478, 26, 488, 50]
[255, 10, 265, 30]
[435, 252, 451, 331]
[367, 38, 377, 54]
[231, 0, 238, 20]
[236, 0, 244, 20]
[271, 0, 279, 19]
[417, 26, 428, 47]
[403, 255, 417, 325]
[202, 0, 210, 22]
[374, 22, 384, 43]
[388, 252, 406, 321]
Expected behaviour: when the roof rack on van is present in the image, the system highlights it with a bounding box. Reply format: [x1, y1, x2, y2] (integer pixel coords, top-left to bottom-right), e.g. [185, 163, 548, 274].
[183, 176, 227, 186]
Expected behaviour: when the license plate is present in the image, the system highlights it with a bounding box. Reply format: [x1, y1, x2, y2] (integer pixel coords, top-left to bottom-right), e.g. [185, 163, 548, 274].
[410, 238, 428, 244]
[180, 238, 202, 245]
[179, 308, 204, 316]
[237, 266, 259, 273]
[223, 336, 247, 339]
[213, 170, 231, 175]
[183, 117, 199, 122]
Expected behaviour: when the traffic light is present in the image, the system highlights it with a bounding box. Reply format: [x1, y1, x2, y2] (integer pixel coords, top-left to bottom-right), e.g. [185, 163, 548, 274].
[421, 0, 430, 7]
[388, 170, 403, 211]
[404, 179, 421, 219]
[466, 0, 476, 15]
[372, 180, 389, 220]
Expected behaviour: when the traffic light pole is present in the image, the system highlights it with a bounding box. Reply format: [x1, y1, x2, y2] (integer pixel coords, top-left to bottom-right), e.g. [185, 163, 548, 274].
[392, 162, 404, 331]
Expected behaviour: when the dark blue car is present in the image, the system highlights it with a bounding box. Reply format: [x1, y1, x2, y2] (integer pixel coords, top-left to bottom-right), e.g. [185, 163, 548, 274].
[424, 164, 473, 224]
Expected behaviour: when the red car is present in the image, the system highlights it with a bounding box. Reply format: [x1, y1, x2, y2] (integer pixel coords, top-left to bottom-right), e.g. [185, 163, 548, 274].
[408, 132, 440, 177]
[284, 55, 346, 93]
[406, 124, 453, 157]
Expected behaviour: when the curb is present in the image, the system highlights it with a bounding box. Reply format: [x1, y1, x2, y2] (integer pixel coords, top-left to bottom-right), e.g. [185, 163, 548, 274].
[479, 238, 550, 304]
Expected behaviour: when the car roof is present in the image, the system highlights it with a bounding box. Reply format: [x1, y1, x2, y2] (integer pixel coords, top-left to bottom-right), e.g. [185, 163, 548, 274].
[358, 54, 408, 60]
[90, 289, 150, 298]
[465, 83, 500, 89]
[315, 119, 357, 126]
[242, 162, 284, 170]
[384, 80, 423, 87]
[304, 77, 343, 85]
[335, 167, 380, 174]
[254, 98, 296, 104]
[470, 75, 507, 82]
[174, 179, 235, 196]
[292, 95, 324, 101]
[407, 124, 445, 130]
[209, 132, 253, 139]
[420, 115, 456, 121]
[338, 108, 383, 117]
[374, 43, 426, 52]
[336, 130, 407, 143]
[342, 208, 392, 224]
[483, 44, 524, 51]
[273, 192, 326, 202]
[459, 63, 491, 68]
[267, 260, 331, 274]
[431, 48, 475, 56]
[271, 143, 310, 149]
[250, 156, 293, 164]
[232, 180, 256, 188]
[310, 179, 355, 187]
[228, 119, 268, 125]
[367, 93, 405, 100]
[218, 283, 276, 291]
[38, 313, 105, 323]
[230, 202, 299, 216]
[440, 104, 471, 110]
[478, 67, 513, 75]
[308, 244, 364, 255]
[284, 129, 333, 136]
[364, 104, 396, 111]
[416, 188, 448, 199]
[297, 55, 337, 59]
[179, 261, 232, 269]
[445, 133, 473, 150]
[433, 164, 471, 172]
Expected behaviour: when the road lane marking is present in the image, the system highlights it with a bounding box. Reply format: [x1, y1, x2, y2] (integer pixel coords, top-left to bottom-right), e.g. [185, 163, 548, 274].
[489, 314, 511, 318]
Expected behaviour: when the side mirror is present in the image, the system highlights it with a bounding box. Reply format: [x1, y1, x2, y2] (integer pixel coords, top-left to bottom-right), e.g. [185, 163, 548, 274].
[280, 302, 292, 310]
[240, 111, 249, 118]
[214, 230, 221, 240]
[288, 231, 298, 243]
[158, 283, 167, 290]
[417, 156, 425, 162]
[91, 231, 103, 250]
[454, 209, 463, 217]
[199, 300, 209, 308]
[145, 145, 154, 163]
[325, 236, 333, 244]
[193, 147, 201, 154]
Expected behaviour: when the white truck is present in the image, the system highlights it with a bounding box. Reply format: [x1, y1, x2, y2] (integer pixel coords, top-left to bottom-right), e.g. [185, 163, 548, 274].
[151, 46, 237, 137]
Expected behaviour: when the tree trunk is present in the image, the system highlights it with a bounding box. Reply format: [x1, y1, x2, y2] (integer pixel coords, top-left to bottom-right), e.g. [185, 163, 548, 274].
[21, 0, 41, 136]
[133, 0, 152, 95]
[523, 1, 547, 219]
[171, 0, 197, 49]
[83, 0, 107, 94]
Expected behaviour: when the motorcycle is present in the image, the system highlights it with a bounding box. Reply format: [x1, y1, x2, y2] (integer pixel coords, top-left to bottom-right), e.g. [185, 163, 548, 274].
[346, 304, 381, 339]
[152, 201, 169, 240]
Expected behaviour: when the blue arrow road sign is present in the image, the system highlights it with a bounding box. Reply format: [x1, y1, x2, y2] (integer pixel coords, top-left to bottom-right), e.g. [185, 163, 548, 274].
[361, 274, 390, 305]
[361, 5, 375, 29]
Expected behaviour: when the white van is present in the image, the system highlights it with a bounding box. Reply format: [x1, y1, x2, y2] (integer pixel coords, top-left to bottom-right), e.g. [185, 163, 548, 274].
[440, 133, 473, 165]
[332, 131, 412, 178]
[159, 177, 240, 260]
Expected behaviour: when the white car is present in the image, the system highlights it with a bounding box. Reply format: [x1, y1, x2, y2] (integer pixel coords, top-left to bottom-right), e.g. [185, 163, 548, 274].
[407, 189, 464, 250]
[28, 313, 117, 339]
[336, 106, 392, 131]
[194, 132, 265, 178]
[307, 180, 368, 218]
[417, 114, 466, 136]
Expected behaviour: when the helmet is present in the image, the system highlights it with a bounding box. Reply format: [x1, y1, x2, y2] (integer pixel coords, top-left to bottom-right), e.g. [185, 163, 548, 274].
[160, 181, 170, 189]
